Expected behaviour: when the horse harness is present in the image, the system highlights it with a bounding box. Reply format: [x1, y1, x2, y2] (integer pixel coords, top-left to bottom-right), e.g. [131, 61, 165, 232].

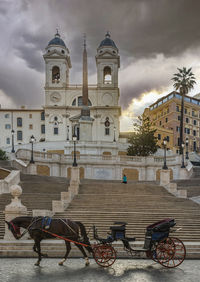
[9, 217, 78, 239]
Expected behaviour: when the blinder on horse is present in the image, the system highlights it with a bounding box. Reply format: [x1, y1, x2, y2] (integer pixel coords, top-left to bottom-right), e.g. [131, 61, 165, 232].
[7, 221, 21, 239]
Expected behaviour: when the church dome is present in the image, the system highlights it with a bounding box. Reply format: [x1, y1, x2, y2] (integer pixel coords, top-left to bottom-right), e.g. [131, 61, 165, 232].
[99, 32, 117, 49]
[48, 31, 66, 48]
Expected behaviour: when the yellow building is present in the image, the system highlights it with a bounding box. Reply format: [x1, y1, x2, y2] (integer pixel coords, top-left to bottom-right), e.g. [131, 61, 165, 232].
[144, 91, 200, 153]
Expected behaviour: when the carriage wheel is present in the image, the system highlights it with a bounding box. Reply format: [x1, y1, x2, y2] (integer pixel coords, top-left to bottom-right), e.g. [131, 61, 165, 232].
[156, 237, 186, 268]
[93, 244, 117, 267]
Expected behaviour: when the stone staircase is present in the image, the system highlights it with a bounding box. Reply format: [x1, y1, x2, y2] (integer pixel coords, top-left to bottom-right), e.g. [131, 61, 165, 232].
[172, 166, 200, 198]
[0, 173, 69, 239]
[54, 180, 200, 243]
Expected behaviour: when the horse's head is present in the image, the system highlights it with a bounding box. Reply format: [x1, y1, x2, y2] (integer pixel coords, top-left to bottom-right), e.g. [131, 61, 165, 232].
[5, 220, 21, 239]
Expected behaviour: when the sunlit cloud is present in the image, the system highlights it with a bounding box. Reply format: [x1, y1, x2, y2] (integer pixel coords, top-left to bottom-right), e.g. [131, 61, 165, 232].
[120, 89, 170, 131]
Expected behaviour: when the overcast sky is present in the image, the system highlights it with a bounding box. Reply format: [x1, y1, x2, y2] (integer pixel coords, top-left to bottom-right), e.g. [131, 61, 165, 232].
[1, 0, 200, 131]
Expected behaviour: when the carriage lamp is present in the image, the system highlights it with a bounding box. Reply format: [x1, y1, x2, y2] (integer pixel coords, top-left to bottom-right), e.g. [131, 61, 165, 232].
[72, 133, 78, 167]
[185, 137, 189, 160]
[162, 137, 168, 170]
[11, 129, 15, 153]
[113, 126, 116, 142]
[30, 135, 35, 164]
[181, 143, 185, 168]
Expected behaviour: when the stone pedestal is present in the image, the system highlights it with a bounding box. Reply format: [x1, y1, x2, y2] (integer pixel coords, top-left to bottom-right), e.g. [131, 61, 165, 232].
[79, 118, 93, 141]
[69, 167, 80, 194]
[4, 184, 27, 240]
[52, 167, 80, 213]
[27, 163, 37, 175]
[160, 169, 171, 186]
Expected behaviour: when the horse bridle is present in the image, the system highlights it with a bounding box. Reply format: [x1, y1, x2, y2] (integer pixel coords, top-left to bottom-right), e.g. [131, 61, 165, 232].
[8, 221, 21, 238]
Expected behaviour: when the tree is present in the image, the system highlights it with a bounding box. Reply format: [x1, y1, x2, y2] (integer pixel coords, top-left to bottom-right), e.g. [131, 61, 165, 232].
[0, 149, 8, 160]
[172, 67, 196, 154]
[127, 116, 158, 156]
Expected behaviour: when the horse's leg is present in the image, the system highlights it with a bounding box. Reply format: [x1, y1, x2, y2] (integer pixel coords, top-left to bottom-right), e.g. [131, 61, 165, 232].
[75, 244, 90, 266]
[34, 239, 42, 266]
[59, 241, 71, 266]
[33, 241, 48, 258]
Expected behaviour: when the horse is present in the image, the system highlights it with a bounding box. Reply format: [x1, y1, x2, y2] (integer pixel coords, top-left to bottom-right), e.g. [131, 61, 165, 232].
[5, 216, 93, 266]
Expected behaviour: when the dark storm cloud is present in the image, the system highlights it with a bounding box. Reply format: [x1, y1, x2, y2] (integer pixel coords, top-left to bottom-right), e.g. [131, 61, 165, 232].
[1, 0, 200, 109]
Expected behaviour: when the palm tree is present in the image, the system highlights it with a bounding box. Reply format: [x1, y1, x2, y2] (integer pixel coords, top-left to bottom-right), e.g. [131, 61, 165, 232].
[172, 67, 196, 154]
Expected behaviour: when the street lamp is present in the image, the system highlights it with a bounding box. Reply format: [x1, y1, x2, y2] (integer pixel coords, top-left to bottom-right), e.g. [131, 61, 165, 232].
[185, 137, 189, 160]
[162, 137, 168, 170]
[181, 143, 185, 168]
[30, 135, 35, 164]
[113, 126, 116, 142]
[72, 133, 77, 167]
[11, 129, 15, 153]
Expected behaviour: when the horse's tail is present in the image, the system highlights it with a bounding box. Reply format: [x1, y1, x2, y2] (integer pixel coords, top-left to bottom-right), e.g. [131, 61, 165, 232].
[75, 221, 93, 253]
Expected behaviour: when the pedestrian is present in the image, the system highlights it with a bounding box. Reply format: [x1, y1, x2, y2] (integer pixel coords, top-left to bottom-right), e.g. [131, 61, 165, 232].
[122, 174, 127, 184]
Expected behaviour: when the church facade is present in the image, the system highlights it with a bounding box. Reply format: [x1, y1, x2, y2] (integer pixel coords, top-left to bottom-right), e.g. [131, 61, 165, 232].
[0, 32, 126, 154]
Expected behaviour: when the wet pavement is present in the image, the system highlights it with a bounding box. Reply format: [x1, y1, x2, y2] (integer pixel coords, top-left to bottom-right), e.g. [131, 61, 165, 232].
[0, 258, 199, 282]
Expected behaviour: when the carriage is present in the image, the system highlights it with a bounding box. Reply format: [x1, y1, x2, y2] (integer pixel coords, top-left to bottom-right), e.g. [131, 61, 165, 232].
[92, 218, 186, 268]
[6, 216, 186, 268]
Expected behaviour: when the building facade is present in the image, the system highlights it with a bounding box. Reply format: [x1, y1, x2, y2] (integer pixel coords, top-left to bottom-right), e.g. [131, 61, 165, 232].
[144, 91, 200, 153]
[0, 32, 123, 153]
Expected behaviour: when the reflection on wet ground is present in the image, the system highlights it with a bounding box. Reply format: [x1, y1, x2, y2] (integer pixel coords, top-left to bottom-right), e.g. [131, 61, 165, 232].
[0, 259, 199, 282]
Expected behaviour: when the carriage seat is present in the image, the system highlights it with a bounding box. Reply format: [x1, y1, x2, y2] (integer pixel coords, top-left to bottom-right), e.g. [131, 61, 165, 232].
[110, 222, 126, 240]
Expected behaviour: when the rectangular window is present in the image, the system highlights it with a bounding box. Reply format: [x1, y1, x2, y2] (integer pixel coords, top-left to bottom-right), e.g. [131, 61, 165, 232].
[186, 117, 189, 123]
[159, 121, 162, 126]
[41, 124, 45, 134]
[165, 118, 168, 123]
[178, 138, 180, 146]
[178, 115, 181, 120]
[193, 130, 196, 136]
[17, 131, 23, 141]
[176, 126, 180, 132]
[29, 114, 32, 118]
[166, 136, 169, 142]
[5, 124, 11, 129]
[105, 128, 110, 135]
[54, 127, 58, 135]
[17, 117, 22, 127]
[41, 111, 45, 121]
[6, 137, 10, 144]
[176, 106, 179, 112]
[5, 113, 10, 118]
[194, 120, 197, 125]
[158, 134, 161, 140]
[29, 124, 33, 129]
[184, 108, 187, 114]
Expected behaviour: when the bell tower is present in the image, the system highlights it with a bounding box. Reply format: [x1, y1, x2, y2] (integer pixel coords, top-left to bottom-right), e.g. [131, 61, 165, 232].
[96, 32, 120, 88]
[43, 31, 71, 106]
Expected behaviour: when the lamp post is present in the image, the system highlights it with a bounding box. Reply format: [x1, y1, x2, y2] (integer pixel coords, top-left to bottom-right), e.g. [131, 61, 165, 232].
[181, 143, 185, 168]
[72, 133, 77, 167]
[30, 135, 35, 164]
[185, 137, 189, 160]
[162, 137, 168, 170]
[11, 129, 15, 153]
[113, 126, 116, 142]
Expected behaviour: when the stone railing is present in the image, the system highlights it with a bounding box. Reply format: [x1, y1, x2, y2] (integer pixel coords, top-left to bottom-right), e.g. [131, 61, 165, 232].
[0, 170, 20, 194]
[16, 149, 180, 166]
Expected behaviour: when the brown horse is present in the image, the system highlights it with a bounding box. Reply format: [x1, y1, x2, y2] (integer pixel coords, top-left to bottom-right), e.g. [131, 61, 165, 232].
[5, 216, 93, 266]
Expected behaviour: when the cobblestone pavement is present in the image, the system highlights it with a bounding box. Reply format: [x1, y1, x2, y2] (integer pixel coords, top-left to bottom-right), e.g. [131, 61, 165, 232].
[0, 258, 199, 282]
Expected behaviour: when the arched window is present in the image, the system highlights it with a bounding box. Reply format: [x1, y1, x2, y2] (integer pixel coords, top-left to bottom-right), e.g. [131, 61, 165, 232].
[41, 111, 45, 121]
[17, 117, 22, 127]
[72, 97, 92, 107]
[104, 66, 112, 84]
[52, 66, 60, 83]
